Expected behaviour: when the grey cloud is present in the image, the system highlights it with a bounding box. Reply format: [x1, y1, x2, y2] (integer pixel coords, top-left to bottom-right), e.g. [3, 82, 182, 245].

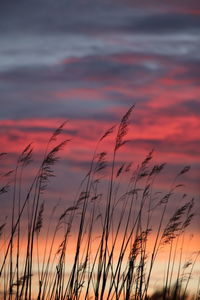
[0, 96, 110, 120]
[0, 52, 164, 120]
[182, 100, 200, 115]
[1, 32, 200, 75]
[129, 138, 200, 158]
[157, 100, 200, 118]
[0, 52, 166, 87]
[0, 0, 145, 34]
[174, 61, 200, 80]
[131, 14, 200, 34]
[1, 0, 200, 35]
[3, 49, 200, 122]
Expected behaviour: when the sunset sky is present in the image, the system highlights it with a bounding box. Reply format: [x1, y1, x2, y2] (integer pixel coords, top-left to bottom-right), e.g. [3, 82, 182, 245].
[0, 0, 200, 297]
[0, 0, 200, 233]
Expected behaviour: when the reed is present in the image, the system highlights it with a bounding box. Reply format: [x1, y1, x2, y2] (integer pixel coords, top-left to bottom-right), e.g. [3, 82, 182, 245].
[0, 107, 199, 300]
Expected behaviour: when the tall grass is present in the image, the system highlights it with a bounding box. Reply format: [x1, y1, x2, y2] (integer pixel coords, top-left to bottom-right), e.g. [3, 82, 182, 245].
[0, 107, 199, 300]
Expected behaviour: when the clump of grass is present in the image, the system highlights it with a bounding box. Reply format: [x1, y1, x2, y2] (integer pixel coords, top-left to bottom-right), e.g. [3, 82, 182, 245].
[0, 107, 199, 300]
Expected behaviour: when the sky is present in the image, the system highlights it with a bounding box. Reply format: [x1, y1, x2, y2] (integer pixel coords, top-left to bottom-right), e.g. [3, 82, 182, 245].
[0, 0, 200, 222]
[0, 0, 200, 296]
[0, 0, 200, 213]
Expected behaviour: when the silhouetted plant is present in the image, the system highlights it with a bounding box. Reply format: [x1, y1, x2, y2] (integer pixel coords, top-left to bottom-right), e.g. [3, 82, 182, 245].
[0, 107, 199, 300]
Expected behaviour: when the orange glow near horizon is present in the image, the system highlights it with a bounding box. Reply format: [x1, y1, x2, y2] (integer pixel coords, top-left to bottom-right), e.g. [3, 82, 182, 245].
[0, 228, 199, 298]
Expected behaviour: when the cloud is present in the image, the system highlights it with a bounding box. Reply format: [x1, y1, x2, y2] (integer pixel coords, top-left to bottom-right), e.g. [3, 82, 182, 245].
[1, 0, 200, 35]
[129, 14, 200, 33]
[0, 0, 199, 235]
